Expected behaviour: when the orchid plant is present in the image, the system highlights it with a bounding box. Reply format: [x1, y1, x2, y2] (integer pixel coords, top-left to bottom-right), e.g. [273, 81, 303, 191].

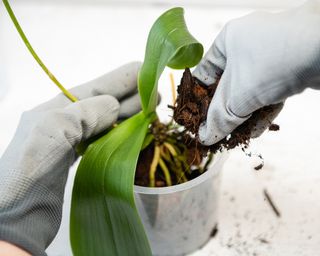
[3, 1, 204, 255]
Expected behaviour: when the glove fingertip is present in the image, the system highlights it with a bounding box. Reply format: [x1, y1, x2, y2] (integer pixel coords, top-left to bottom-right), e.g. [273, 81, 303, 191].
[86, 95, 120, 123]
[193, 39, 226, 86]
[66, 95, 120, 140]
[118, 93, 141, 118]
[193, 65, 218, 86]
[198, 122, 222, 146]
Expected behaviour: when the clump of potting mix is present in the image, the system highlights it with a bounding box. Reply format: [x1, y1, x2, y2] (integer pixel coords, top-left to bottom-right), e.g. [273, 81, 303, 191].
[173, 68, 280, 154]
[173, 68, 218, 135]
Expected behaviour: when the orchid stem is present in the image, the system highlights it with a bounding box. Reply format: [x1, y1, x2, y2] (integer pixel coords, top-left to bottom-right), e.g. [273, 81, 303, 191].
[2, 0, 78, 102]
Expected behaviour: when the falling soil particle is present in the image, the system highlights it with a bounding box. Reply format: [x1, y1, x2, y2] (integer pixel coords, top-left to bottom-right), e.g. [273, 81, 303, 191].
[254, 164, 264, 171]
[269, 124, 280, 131]
[173, 68, 281, 154]
[210, 224, 219, 238]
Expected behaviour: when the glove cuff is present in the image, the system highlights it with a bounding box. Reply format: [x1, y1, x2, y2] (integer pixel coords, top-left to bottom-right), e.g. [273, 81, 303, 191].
[0, 171, 63, 256]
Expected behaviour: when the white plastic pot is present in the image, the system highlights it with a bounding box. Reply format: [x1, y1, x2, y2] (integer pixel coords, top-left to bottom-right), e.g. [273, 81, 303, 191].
[134, 153, 227, 256]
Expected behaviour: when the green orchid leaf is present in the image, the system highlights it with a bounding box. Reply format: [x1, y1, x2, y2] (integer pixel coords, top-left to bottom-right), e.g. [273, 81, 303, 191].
[70, 7, 203, 256]
[71, 112, 154, 255]
[139, 7, 203, 114]
[141, 133, 154, 151]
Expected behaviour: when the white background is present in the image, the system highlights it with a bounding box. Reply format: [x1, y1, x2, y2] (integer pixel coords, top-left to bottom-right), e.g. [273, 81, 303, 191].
[0, 1, 319, 255]
[13, 0, 307, 8]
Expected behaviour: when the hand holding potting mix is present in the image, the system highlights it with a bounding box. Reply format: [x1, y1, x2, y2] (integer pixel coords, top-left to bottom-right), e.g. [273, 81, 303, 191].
[193, 0, 320, 146]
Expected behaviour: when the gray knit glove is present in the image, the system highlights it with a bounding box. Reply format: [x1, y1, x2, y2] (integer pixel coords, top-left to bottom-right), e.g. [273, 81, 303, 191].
[0, 62, 141, 255]
[193, 0, 320, 145]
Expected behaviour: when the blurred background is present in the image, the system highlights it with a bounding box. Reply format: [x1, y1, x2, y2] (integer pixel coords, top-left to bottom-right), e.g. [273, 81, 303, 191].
[1, 1, 319, 255]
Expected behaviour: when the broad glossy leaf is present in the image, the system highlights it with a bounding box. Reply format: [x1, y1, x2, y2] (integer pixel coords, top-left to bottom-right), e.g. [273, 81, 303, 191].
[139, 7, 203, 114]
[71, 112, 154, 255]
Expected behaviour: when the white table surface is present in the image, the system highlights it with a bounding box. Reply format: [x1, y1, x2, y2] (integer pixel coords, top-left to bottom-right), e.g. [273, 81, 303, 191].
[0, 2, 319, 256]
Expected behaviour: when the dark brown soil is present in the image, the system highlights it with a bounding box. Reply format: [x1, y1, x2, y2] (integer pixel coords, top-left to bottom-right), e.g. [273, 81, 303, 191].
[135, 122, 210, 187]
[135, 143, 155, 187]
[173, 68, 218, 135]
[173, 68, 280, 154]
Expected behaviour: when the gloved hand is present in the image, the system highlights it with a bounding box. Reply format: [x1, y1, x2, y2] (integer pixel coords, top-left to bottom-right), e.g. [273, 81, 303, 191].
[0, 62, 141, 255]
[193, 0, 320, 145]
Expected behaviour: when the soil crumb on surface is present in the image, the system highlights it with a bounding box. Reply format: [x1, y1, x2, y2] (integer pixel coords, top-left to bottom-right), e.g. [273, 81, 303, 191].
[263, 189, 281, 218]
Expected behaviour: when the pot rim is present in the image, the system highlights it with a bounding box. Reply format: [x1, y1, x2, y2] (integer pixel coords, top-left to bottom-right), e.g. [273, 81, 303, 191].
[134, 152, 226, 195]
